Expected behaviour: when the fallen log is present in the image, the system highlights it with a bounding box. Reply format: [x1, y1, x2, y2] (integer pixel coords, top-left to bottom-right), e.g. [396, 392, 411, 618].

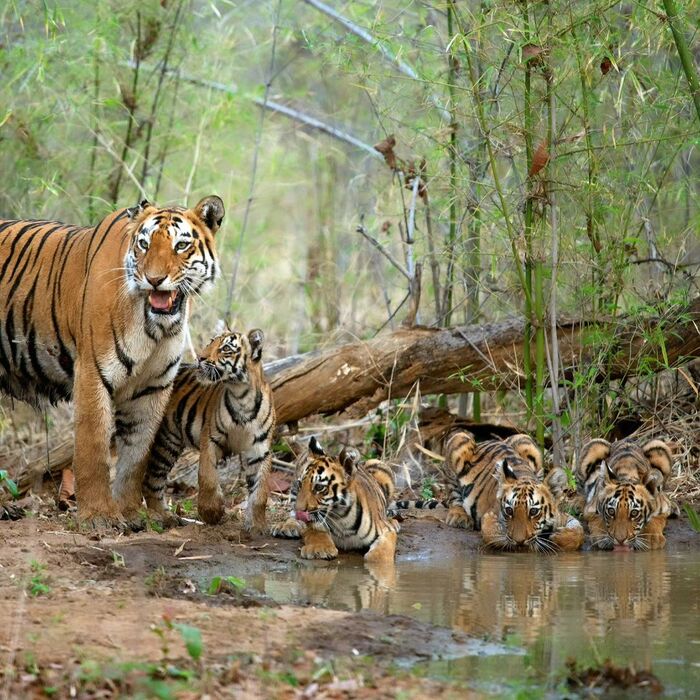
[12, 298, 700, 495]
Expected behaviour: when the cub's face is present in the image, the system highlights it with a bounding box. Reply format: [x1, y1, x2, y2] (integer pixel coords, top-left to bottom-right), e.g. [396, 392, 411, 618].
[125, 196, 223, 319]
[595, 481, 654, 550]
[495, 461, 563, 552]
[196, 329, 263, 384]
[292, 438, 357, 526]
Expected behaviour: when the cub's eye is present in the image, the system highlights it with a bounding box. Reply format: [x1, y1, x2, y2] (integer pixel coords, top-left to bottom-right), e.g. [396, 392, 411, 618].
[606, 505, 616, 517]
[138, 239, 149, 251]
[630, 508, 640, 519]
[175, 241, 191, 252]
[503, 505, 513, 517]
[529, 506, 540, 517]
[313, 483, 327, 494]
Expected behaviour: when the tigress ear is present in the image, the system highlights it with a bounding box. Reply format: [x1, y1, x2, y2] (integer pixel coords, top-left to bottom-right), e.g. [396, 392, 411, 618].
[192, 195, 225, 234]
[338, 446, 360, 476]
[499, 459, 518, 483]
[248, 329, 264, 363]
[598, 460, 616, 484]
[642, 470, 659, 497]
[127, 198, 151, 220]
[309, 436, 325, 456]
[544, 467, 569, 499]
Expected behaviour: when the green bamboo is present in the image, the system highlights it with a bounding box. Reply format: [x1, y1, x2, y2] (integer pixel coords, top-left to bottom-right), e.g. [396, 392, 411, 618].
[662, 0, 700, 125]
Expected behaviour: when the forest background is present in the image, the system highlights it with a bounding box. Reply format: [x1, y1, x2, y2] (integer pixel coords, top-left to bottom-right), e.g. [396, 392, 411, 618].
[0, 0, 698, 486]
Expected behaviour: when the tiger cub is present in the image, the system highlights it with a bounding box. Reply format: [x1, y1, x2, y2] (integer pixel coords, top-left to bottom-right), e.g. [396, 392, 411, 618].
[271, 437, 399, 563]
[142, 328, 274, 530]
[441, 432, 583, 552]
[577, 438, 675, 551]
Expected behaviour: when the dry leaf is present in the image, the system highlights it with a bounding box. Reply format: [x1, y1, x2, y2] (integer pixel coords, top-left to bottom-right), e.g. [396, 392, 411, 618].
[374, 135, 397, 170]
[601, 56, 613, 75]
[529, 139, 549, 177]
[522, 44, 546, 66]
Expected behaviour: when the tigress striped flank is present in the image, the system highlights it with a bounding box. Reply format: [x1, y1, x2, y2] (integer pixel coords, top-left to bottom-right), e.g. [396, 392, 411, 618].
[273, 438, 399, 562]
[142, 328, 275, 531]
[0, 197, 223, 526]
[439, 431, 583, 552]
[577, 438, 675, 550]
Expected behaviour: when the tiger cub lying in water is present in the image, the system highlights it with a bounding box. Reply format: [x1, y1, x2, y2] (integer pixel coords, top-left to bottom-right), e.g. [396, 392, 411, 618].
[142, 328, 274, 531]
[576, 438, 676, 551]
[438, 431, 584, 552]
[272, 437, 399, 563]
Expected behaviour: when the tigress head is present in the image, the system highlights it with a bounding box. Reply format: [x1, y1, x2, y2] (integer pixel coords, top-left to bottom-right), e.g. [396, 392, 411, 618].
[579, 438, 673, 550]
[124, 195, 224, 318]
[491, 437, 565, 553]
[291, 437, 359, 528]
[196, 328, 264, 384]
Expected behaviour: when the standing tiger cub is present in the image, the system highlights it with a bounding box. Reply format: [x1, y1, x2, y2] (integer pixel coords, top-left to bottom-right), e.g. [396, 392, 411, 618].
[441, 432, 584, 552]
[576, 438, 676, 551]
[0, 197, 223, 528]
[142, 328, 275, 531]
[272, 438, 399, 563]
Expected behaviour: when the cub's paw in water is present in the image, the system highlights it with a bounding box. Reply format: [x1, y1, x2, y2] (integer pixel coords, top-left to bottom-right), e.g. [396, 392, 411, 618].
[300, 530, 338, 560]
[271, 517, 305, 539]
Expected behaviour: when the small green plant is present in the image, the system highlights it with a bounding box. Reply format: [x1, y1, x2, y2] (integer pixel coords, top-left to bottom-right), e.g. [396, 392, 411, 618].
[207, 575, 246, 595]
[0, 469, 19, 499]
[144, 566, 168, 596]
[420, 476, 436, 500]
[683, 504, 700, 533]
[27, 560, 50, 597]
[178, 499, 195, 516]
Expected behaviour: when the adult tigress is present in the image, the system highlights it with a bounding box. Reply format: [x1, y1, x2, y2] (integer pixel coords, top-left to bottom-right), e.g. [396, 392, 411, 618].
[0, 196, 223, 528]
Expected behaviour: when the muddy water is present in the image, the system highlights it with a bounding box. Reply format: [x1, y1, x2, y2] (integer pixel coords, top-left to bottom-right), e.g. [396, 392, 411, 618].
[248, 549, 700, 696]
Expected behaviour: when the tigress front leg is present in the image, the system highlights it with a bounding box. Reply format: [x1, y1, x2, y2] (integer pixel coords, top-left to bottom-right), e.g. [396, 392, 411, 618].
[445, 505, 472, 529]
[72, 362, 123, 528]
[242, 445, 271, 533]
[641, 515, 668, 550]
[197, 436, 225, 525]
[480, 510, 505, 548]
[586, 515, 610, 550]
[113, 388, 173, 527]
[300, 528, 338, 560]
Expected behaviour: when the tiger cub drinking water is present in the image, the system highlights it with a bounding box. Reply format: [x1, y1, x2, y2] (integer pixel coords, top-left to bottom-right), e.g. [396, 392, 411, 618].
[438, 431, 584, 552]
[576, 438, 676, 550]
[142, 328, 274, 530]
[272, 437, 399, 563]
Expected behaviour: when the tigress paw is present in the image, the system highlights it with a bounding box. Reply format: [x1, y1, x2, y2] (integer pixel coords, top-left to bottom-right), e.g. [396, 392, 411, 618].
[271, 517, 305, 539]
[550, 522, 585, 552]
[445, 506, 472, 529]
[198, 492, 226, 525]
[78, 511, 129, 535]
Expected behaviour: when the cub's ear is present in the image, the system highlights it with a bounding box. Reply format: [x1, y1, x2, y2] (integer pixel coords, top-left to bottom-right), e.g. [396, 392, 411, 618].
[192, 195, 225, 233]
[248, 329, 264, 363]
[498, 458, 518, 484]
[544, 467, 570, 499]
[577, 438, 611, 485]
[338, 446, 360, 476]
[309, 436, 325, 456]
[127, 198, 152, 220]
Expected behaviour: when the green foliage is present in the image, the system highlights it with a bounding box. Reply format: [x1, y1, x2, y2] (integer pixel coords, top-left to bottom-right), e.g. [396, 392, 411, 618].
[683, 504, 700, 533]
[207, 575, 246, 595]
[0, 470, 19, 500]
[27, 560, 50, 597]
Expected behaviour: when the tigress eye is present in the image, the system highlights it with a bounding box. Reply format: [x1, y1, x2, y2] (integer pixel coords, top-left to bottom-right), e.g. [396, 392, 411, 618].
[175, 241, 190, 252]
[313, 483, 327, 494]
[630, 508, 640, 518]
[529, 506, 540, 517]
[606, 505, 616, 517]
[504, 505, 513, 517]
[138, 238, 149, 251]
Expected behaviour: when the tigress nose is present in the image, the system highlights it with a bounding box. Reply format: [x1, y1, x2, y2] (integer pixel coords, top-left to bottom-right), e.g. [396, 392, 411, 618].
[147, 275, 167, 289]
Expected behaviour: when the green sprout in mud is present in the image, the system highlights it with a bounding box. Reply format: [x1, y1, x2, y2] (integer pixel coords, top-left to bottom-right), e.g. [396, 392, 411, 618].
[207, 575, 246, 595]
[683, 504, 700, 533]
[27, 560, 50, 597]
[420, 475, 437, 500]
[0, 469, 19, 500]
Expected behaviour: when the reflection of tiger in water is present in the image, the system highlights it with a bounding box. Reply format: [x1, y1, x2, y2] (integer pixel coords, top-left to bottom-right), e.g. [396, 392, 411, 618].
[438, 432, 583, 552]
[272, 438, 398, 563]
[142, 328, 274, 531]
[577, 438, 676, 550]
[0, 196, 223, 528]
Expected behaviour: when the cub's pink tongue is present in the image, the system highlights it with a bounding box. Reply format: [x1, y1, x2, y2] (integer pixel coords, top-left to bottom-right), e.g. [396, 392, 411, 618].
[149, 290, 173, 310]
[295, 510, 311, 523]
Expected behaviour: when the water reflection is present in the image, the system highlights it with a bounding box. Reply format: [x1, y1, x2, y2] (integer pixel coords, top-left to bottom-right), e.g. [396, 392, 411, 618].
[254, 549, 700, 695]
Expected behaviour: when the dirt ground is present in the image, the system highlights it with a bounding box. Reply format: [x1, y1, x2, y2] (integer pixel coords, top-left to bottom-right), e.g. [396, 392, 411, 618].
[0, 496, 698, 699]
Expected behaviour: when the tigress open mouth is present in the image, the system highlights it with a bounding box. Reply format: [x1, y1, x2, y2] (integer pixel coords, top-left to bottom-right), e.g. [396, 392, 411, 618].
[148, 290, 184, 315]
